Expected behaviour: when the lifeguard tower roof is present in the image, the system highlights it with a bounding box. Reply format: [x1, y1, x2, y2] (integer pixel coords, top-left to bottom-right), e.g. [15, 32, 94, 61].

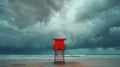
[53, 38, 66, 40]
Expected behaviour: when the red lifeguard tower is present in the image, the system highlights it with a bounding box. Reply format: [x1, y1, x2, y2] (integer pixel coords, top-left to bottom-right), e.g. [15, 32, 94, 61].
[52, 38, 66, 64]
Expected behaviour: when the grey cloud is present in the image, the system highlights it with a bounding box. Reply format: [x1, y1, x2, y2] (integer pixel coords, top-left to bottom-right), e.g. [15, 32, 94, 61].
[0, 0, 120, 54]
[89, 36, 103, 45]
[2, 0, 66, 28]
[110, 26, 120, 36]
[76, 0, 120, 22]
[65, 48, 120, 55]
[72, 0, 120, 49]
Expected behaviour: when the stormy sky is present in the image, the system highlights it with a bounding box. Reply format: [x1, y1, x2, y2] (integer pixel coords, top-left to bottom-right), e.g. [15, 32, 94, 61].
[0, 0, 120, 55]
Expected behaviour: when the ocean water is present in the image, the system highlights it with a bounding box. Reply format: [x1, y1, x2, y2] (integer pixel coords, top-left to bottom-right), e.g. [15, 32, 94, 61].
[0, 55, 120, 62]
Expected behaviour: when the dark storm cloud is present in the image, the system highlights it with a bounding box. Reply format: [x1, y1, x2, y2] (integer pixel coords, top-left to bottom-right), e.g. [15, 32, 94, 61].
[0, 0, 120, 54]
[2, 0, 66, 28]
[0, 0, 67, 54]
[73, 0, 120, 49]
[76, 0, 120, 22]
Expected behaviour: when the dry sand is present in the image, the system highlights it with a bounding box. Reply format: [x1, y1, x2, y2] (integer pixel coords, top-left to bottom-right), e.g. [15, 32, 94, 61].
[0, 60, 120, 67]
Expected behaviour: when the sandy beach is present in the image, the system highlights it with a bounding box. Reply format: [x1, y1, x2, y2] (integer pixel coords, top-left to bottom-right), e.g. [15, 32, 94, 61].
[0, 60, 120, 67]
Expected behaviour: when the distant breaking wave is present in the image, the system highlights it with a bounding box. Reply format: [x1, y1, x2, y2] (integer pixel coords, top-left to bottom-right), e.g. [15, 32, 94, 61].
[0, 55, 120, 61]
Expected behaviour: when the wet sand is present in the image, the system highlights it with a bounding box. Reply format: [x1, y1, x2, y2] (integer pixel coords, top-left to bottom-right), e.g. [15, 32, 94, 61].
[0, 60, 120, 67]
